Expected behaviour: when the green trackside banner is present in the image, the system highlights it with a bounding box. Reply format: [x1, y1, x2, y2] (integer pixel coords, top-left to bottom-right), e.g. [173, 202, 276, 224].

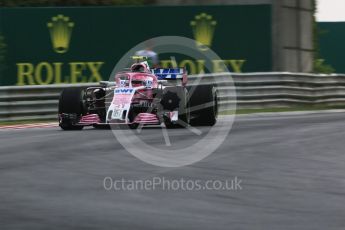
[0, 5, 272, 86]
[318, 22, 345, 74]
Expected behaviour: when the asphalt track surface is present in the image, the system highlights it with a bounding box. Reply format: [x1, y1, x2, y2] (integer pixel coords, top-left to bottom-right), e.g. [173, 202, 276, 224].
[1, 112, 345, 230]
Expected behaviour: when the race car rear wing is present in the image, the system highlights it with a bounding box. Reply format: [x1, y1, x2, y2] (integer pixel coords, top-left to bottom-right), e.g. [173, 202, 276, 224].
[152, 68, 185, 80]
[152, 68, 187, 86]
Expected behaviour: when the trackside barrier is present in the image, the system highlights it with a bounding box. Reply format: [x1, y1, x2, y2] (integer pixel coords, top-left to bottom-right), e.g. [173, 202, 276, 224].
[1, 73, 345, 122]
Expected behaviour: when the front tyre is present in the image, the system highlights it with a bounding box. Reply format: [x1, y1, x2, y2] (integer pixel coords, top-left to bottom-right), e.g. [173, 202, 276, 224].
[58, 88, 85, 130]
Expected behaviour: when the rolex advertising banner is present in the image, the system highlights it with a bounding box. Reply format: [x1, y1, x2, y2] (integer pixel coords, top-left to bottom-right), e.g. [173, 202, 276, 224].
[0, 5, 272, 86]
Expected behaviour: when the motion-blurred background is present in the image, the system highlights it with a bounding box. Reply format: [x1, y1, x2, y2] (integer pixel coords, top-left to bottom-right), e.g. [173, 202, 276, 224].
[0, 0, 345, 122]
[0, 0, 344, 86]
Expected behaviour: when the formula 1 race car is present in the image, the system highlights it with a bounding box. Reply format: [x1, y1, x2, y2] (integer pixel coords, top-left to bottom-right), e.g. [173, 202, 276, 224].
[58, 57, 218, 130]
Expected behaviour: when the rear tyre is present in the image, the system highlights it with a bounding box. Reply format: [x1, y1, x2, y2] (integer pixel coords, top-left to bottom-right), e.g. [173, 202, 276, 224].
[188, 85, 218, 126]
[58, 88, 85, 130]
[161, 87, 190, 129]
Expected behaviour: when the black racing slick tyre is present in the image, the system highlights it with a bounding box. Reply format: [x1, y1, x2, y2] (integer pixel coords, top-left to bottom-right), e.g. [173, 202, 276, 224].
[160, 86, 190, 129]
[58, 88, 85, 130]
[188, 85, 218, 126]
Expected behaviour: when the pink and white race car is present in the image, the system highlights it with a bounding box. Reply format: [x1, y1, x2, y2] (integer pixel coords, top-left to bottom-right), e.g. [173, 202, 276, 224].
[58, 57, 218, 130]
